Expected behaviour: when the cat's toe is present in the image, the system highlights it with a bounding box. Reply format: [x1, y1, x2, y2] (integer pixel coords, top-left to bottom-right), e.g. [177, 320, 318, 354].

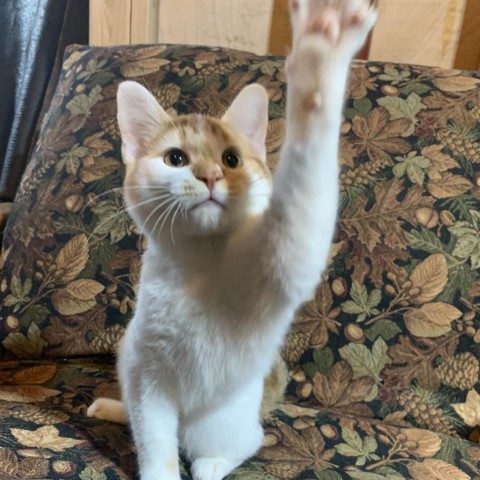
[340, 2, 377, 52]
[289, 0, 309, 43]
[350, 2, 377, 30]
[308, 6, 340, 43]
[190, 457, 236, 480]
[86, 399, 104, 418]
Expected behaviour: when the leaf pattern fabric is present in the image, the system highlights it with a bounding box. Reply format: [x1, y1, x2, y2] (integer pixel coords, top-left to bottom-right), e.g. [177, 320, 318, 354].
[0, 359, 477, 479]
[0, 44, 480, 477]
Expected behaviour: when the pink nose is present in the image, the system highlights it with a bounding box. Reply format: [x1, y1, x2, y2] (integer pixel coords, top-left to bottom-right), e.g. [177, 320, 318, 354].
[196, 174, 222, 191]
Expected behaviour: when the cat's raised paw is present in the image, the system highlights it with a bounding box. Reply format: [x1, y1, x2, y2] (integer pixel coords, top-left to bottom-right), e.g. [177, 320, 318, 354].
[190, 457, 236, 480]
[308, 6, 340, 43]
[290, 0, 377, 57]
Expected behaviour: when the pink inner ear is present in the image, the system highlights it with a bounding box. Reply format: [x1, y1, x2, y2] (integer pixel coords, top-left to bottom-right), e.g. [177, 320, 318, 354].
[117, 81, 170, 163]
[222, 84, 269, 161]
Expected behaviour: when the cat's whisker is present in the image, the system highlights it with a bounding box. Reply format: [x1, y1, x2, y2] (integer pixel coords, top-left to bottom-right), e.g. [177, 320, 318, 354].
[124, 185, 172, 194]
[159, 200, 179, 237]
[249, 176, 266, 186]
[168, 201, 179, 243]
[165, 113, 182, 138]
[154, 199, 180, 242]
[86, 209, 130, 244]
[151, 198, 177, 242]
[140, 196, 176, 235]
[169, 201, 184, 244]
[124, 195, 174, 231]
[87, 194, 172, 243]
[128, 195, 172, 213]
[140, 204, 163, 236]
[181, 203, 188, 222]
[80, 185, 169, 215]
[80, 188, 123, 215]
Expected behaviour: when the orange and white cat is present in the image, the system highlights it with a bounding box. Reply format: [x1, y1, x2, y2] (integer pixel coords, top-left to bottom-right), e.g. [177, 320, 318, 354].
[88, 0, 376, 479]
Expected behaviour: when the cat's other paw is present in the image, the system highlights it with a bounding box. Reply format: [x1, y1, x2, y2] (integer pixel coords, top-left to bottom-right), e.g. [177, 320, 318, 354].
[87, 398, 109, 419]
[289, 0, 377, 58]
[86, 398, 128, 424]
[190, 457, 236, 480]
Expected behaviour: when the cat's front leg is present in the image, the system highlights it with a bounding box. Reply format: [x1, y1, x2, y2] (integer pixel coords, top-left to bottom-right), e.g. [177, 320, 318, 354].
[121, 367, 181, 480]
[241, 0, 377, 310]
[128, 392, 181, 480]
[182, 378, 264, 480]
[286, 0, 377, 140]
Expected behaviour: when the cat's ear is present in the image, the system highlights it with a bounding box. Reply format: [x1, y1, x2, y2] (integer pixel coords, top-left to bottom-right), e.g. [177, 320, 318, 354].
[222, 84, 269, 162]
[117, 81, 170, 163]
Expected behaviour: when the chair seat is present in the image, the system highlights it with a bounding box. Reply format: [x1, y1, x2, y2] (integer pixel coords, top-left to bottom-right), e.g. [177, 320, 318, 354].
[0, 358, 477, 479]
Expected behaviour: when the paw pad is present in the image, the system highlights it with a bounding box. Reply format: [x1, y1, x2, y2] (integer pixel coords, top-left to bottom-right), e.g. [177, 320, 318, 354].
[309, 7, 340, 42]
[304, 92, 323, 112]
[290, 0, 300, 12]
[350, 6, 369, 27]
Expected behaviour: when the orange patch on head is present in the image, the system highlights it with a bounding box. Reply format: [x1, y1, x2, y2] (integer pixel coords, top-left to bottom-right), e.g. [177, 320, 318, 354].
[145, 113, 270, 199]
[223, 164, 251, 198]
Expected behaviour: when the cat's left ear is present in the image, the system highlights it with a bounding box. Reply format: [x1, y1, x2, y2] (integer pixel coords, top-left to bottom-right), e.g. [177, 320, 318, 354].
[117, 81, 170, 164]
[222, 84, 269, 162]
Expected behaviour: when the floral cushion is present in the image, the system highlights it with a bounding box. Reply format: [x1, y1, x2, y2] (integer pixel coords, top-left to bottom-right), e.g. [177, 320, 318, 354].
[0, 359, 478, 479]
[0, 43, 480, 445]
[0, 45, 286, 361]
[283, 64, 480, 440]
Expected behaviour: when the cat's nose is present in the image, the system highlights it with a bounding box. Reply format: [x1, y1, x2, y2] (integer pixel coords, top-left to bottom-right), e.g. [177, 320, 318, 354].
[196, 173, 223, 191]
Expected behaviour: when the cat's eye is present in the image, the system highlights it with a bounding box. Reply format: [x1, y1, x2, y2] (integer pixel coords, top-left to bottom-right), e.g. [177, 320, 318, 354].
[222, 149, 242, 169]
[164, 149, 189, 167]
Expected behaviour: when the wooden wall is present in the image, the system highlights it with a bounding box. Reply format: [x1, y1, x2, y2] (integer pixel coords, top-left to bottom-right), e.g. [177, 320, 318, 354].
[90, 0, 276, 55]
[90, 0, 132, 45]
[454, 0, 480, 70]
[369, 0, 469, 69]
[90, 0, 480, 70]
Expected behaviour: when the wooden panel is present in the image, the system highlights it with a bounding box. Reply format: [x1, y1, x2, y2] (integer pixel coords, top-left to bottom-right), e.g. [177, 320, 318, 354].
[157, 0, 275, 55]
[454, 0, 480, 70]
[356, 31, 372, 61]
[89, 0, 472, 69]
[370, 0, 467, 68]
[268, 0, 291, 55]
[89, 0, 132, 45]
[131, 0, 160, 44]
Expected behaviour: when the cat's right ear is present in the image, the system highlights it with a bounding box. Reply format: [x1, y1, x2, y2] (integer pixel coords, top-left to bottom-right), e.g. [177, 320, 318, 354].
[222, 84, 269, 162]
[117, 81, 170, 164]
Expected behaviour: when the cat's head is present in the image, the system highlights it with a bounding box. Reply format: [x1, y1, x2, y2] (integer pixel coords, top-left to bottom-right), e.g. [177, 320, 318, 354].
[117, 81, 272, 241]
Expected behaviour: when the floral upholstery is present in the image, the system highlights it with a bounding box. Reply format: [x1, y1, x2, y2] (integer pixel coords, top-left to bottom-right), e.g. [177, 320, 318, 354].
[0, 43, 479, 478]
[0, 359, 479, 479]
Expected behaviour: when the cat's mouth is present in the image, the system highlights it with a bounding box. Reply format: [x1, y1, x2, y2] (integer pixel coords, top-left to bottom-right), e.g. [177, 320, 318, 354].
[191, 197, 226, 210]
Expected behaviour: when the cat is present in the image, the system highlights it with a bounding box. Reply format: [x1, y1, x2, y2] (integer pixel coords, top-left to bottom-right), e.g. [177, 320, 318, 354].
[87, 1, 377, 479]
